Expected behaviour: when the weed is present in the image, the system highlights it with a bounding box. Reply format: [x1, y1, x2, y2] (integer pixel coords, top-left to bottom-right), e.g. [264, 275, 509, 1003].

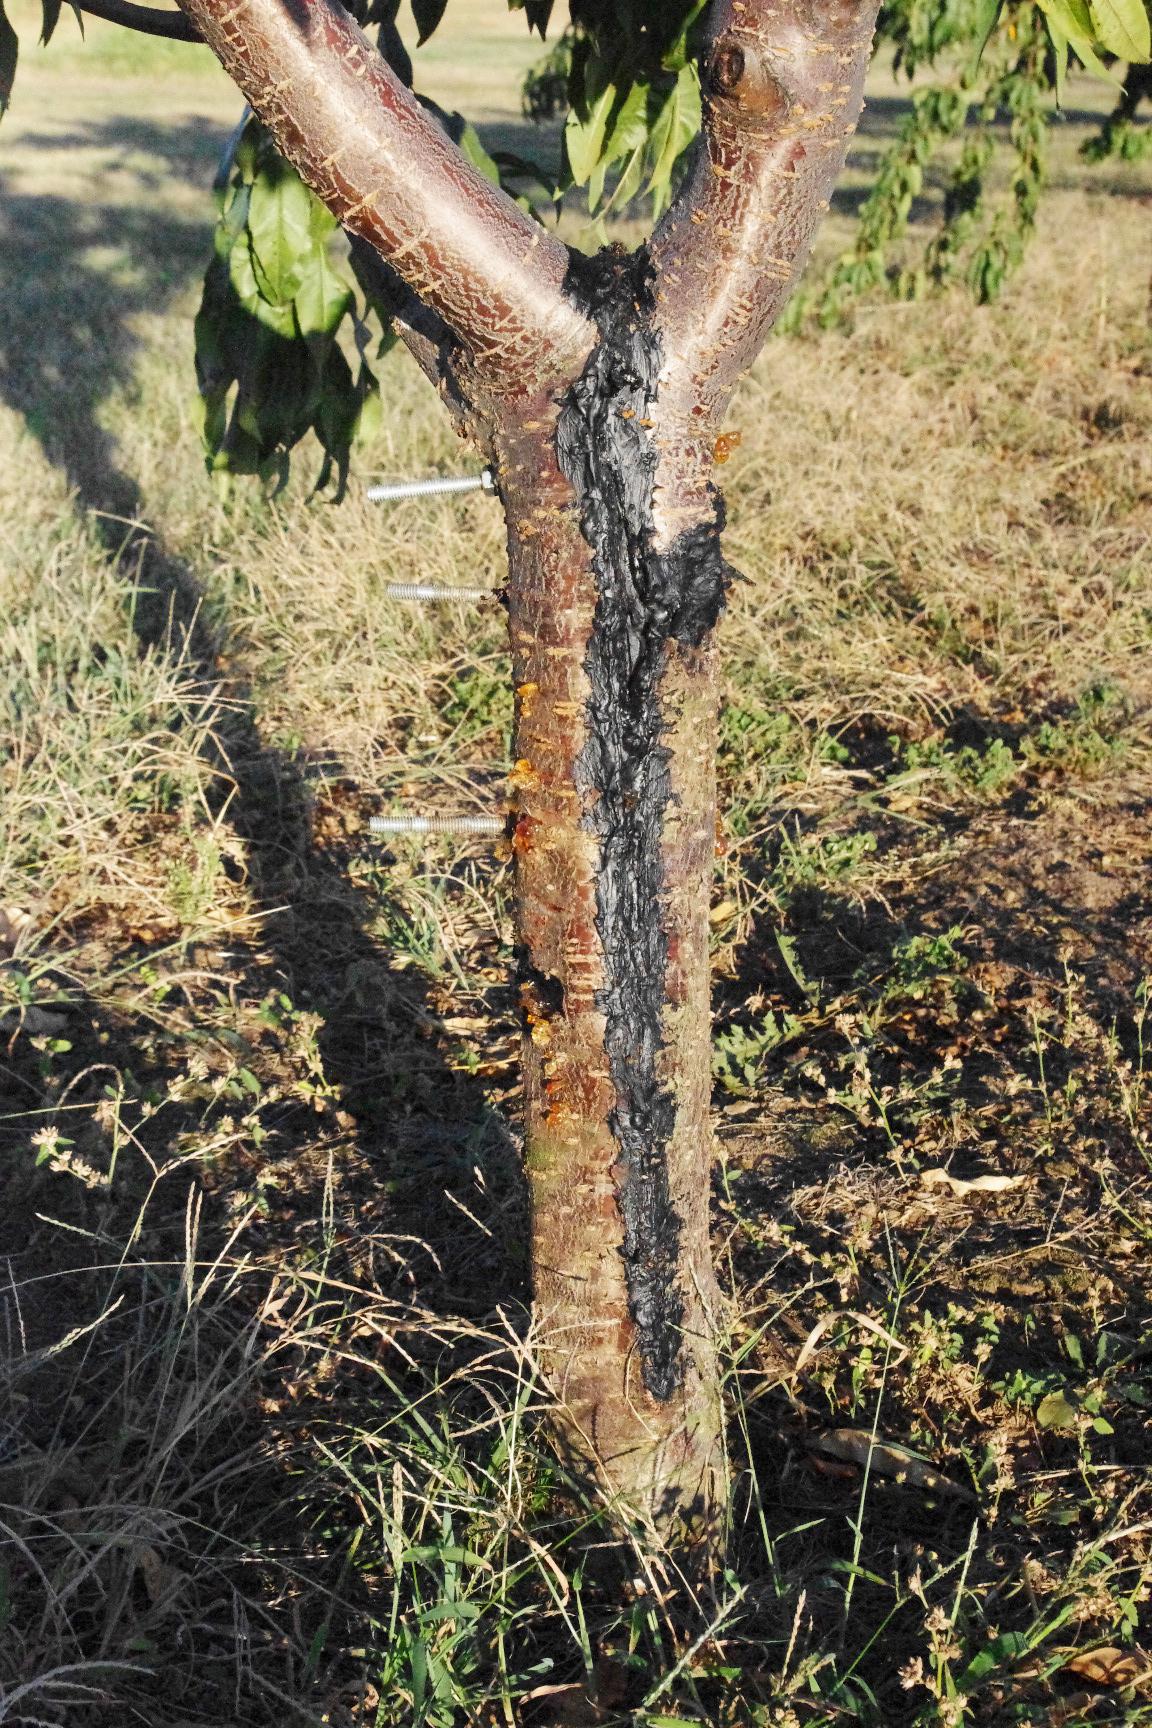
[895, 733, 1020, 796]
[1020, 681, 1131, 777]
[889, 926, 968, 997]
[714, 1011, 805, 1096]
[770, 826, 879, 904]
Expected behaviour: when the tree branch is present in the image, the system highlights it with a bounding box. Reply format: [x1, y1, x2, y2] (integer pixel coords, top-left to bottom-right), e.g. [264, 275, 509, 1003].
[348, 237, 481, 445]
[75, 0, 203, 41]
[349, 240, 450, 392]
[175, 0, 593, 399]
[650, 0, 881, 423]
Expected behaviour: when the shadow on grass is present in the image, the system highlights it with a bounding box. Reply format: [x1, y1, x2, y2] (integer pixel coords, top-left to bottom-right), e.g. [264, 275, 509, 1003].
[0, 123, 528, 1310]
[0, 119, 539, 1724]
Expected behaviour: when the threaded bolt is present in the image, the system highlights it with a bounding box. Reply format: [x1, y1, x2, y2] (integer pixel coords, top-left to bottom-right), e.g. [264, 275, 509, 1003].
[369, 812, 506, 838]
[385, 584, 493, 603]
[366, 469, 495, 503]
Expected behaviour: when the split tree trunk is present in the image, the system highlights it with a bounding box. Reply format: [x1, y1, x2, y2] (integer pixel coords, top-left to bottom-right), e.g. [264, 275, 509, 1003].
[177, 0, 882, 1545]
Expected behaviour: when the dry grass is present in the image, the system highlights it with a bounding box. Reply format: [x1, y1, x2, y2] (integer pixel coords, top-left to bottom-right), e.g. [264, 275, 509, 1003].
[728, 204, 1152, 725]
[1, 4, 1151, 1723]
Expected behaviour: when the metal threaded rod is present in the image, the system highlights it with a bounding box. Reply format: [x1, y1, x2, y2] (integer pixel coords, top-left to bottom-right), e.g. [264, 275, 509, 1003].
[369, 812, 506, 838]
[385, 583, 492, 603]
[366, 469, 495, 503]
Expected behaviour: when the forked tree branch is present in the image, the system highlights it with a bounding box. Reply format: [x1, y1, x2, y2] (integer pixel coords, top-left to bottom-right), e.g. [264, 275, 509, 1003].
[75, 0, 202, 39]
[174, 0, 593, 398]
[650, 0, 881, 423]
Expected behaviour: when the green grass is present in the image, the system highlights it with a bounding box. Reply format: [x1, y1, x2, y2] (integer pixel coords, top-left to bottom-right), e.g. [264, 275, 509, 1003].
[2, 5, 1152, 1724]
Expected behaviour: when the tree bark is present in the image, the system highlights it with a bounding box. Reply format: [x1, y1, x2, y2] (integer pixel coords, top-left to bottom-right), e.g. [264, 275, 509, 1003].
[494, 271, 729, 1535]
[176, 0, 882, 1542]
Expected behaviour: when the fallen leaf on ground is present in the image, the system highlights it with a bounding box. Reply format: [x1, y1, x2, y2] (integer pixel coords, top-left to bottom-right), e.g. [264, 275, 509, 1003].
[806, 1428, 976, 1501]
[133, 1542, 184, 1607]
[442, 1016, 490, 1035]
[0, 905, 32, 949]
[1036, 1389, 1079, 1430]
[807, 1452, 860, 1481]
[1064, 1646, 1151, 1687]
[919, 1168, 1026, 1198]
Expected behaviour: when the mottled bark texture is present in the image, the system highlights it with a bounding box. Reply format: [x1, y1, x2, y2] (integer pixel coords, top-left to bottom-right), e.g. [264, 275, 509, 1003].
[175, 0, 881, 1538]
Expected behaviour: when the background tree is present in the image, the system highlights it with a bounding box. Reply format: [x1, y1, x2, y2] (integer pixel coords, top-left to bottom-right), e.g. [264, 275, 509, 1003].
[0, 0, 1147, 1549]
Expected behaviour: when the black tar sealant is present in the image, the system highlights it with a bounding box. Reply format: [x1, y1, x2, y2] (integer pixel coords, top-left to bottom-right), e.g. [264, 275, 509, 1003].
[556, 249, 730, 1401]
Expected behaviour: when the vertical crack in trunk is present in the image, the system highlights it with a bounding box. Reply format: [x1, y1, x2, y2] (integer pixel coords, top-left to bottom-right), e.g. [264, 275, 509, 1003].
[556, 250, 730, 1401]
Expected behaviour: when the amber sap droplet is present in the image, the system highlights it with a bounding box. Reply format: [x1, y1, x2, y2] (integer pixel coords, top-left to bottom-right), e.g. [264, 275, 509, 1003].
[508, 758, 539, 791]
[713, 430, 743, 465]
[516, 680, 539, 717]
[512, 813, 541, 855]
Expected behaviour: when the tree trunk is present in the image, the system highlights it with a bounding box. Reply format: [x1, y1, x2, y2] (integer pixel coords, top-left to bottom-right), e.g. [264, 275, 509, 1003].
[494, 259, 728, 1535]
[176, 0, 884, 1549]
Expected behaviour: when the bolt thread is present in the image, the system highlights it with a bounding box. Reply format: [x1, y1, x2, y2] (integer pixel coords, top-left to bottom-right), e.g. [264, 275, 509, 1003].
[369, 812, 505, 838]
[385, 584, 492, 603]
[366, 469, 494, 502]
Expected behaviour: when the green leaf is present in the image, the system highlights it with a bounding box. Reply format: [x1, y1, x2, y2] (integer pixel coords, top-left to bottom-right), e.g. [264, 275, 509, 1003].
[588, 77, 649, 212]
[968, 0, 1003, 71]
[246, 165, 316, 306]
[645, 62, 700, 214]
[509, 0, 554, 34]
[564, 76, 616, 185]
[1038, 0, 1096, 41]
[411, 0, 448, 45]
[40, 0, 63, 46]
[957, 1632, 1032, 1691]
[604, 131, 649, 211]
[415, 1601, 484, 1624]
[661, 0, 709, 71]
[228, 233, 297, 336]
[196, 115, 379, 497]
[402, 1544, 487, 1567]
[1049, 22, 1071, 102]
[602, 76, 650, 166]
[1089, 0, 1151, 59]
[455, 116, 502, 186]
[1036, 1389, 1078, 1430]
[0, 0, 18, 116]
[294, 244, 353, 344]
[1037, 0, 1117, 74]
